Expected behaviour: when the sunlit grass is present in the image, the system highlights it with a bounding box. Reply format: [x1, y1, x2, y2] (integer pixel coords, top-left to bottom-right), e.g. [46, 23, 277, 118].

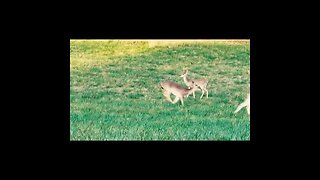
[70, 40, 250, 140]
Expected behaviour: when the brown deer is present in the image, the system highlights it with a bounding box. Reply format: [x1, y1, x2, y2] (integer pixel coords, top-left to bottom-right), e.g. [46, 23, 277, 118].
[180, 70, 208, 99]
[234, 93, 250, 115]
[234, 70, 250, 115]
[160, 81, 198, 106]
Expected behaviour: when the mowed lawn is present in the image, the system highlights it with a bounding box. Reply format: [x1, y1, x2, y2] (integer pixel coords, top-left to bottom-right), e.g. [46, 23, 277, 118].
[70, 40, 250, 140]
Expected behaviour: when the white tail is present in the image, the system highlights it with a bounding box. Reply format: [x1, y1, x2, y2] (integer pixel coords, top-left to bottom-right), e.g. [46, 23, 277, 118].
[160, 81, 198, 106]
[180, 69, 209, 99]
[234, 93, 250, 115]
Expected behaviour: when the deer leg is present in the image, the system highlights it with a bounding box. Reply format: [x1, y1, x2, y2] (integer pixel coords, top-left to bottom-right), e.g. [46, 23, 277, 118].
[180, 97, 184, 106]
[205, 88, 208, 98]
[234, 101, 247, 114]
[200, 89, 205, 99]
[163, 91, 173, 103]
[246, 99, 250, 115]
[172, 96, 180, 104]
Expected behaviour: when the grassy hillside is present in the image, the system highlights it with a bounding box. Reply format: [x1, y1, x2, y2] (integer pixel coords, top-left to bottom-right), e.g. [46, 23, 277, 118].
[70, 40, 250, 140]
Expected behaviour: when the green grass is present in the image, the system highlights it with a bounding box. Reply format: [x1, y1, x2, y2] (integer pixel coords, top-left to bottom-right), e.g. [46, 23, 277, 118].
[70, 40, 250, 140]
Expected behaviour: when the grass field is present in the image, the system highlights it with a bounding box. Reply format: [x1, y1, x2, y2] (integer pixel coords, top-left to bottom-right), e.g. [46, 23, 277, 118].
[70, 40, 250, 140]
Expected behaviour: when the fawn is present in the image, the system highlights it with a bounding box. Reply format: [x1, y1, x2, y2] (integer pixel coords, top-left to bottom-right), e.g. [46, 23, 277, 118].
[180, 70, 209, 99]
[160, 81, 198, 106]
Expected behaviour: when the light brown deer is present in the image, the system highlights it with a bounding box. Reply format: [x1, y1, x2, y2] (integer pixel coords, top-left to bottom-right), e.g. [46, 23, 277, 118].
[160, 81, 198, 106]
[234, 70, 250, 115]
[180, 70, 208, 99]
[234, 93, 250, 115]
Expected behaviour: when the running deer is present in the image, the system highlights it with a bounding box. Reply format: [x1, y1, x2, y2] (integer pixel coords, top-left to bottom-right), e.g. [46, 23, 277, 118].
[180, 70, 209, 99]
[160, 81, 198, 106]
[234, 93, 250, 115]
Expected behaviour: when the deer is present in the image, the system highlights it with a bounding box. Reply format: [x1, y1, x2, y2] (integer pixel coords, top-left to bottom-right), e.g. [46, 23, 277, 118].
[234, 93, 250, 115]
[234, 70, 250, 115]
[179, 69, 209, 99]
[160, 81, 198, 106]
